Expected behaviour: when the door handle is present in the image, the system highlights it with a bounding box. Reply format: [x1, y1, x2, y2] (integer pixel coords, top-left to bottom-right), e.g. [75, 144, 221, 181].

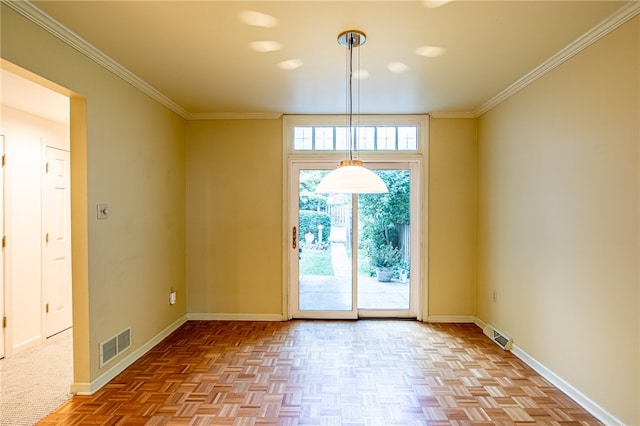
[292, 226, 297, 249]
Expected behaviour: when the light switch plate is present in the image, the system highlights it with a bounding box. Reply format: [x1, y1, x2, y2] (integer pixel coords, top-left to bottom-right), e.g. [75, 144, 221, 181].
[97, 203, 110, 220]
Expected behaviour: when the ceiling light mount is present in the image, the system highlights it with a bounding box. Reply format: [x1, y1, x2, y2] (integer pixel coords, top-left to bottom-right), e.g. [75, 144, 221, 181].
[337, 30, 366, 49]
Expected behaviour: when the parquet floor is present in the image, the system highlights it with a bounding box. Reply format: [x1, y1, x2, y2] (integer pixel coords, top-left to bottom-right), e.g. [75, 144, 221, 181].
[39, 320, 601, 425]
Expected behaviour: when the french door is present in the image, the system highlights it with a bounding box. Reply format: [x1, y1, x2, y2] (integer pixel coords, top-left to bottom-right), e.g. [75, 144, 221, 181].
[289, 160, 420, 319]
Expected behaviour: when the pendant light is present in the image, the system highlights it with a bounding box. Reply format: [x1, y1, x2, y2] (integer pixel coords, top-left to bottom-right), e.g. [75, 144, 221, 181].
[316, 30, 388, 194]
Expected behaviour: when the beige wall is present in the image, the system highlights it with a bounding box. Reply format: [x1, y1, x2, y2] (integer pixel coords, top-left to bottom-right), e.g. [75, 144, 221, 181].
[186, 117, 479, 321]
[186, 119, 283, 317]
[428, 118, 477, 320]
[2, 4, 187, 385]
[477, 17, 639, 424]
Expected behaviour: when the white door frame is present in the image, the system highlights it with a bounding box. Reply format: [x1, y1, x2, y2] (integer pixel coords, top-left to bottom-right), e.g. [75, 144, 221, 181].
[286, 159, 422, 320]
[0, 134, 5, 358]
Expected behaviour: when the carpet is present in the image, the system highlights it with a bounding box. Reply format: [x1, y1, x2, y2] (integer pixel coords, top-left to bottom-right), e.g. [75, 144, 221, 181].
[0, 328, 73, 426]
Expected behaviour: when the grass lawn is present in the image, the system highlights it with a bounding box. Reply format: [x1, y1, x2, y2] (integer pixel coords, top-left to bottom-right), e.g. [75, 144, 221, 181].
[299, 245, 334, 275]
[299, 244, 376, 277]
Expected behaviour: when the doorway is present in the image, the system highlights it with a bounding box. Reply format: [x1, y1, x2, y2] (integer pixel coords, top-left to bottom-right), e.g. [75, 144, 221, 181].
[0, 68, 72, 356]
[289, 161, 420, 319]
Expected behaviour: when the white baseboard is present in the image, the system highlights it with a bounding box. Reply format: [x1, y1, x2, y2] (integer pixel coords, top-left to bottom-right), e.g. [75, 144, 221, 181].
[473, 317, 487, 330]
[425, 315, 477, 323]
[70, 314, 188, 395]
[187, 313, 285, 321]
[510, 344, 623, 426]
[474, 316, 621, 424]
[11, 335, 43, 356]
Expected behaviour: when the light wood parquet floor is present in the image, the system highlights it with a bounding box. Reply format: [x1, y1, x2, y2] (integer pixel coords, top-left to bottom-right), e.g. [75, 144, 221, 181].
[39, 320, 602, 425]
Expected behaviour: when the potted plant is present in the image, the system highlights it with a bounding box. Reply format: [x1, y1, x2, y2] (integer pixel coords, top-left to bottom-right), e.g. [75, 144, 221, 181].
[398, 262, 410, 283]
[367, 242, 401, 282]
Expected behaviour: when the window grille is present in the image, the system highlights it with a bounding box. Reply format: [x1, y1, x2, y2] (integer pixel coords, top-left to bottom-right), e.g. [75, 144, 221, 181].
[293, 125, 418, 152]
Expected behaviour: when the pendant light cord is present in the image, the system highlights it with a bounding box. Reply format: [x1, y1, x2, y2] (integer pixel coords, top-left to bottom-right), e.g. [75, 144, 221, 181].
[348, 33, 354, 161]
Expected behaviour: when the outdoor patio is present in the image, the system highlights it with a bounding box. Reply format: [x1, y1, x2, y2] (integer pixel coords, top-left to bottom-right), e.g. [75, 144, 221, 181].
[299, 242, 410, 311]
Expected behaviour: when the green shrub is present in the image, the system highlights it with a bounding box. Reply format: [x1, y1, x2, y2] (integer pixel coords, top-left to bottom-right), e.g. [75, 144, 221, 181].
[299, 210, 332, 243]
[366, 242, 401, 268]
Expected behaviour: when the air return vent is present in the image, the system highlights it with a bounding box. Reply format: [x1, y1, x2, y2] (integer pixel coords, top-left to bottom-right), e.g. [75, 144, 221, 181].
[483, 324, 513, 350]
[100, 327, 131, 367]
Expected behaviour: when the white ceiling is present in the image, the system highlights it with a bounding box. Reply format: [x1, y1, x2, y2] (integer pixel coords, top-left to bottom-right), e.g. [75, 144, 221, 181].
[1, 68, 70, 124]
[9, 1, 637, 118]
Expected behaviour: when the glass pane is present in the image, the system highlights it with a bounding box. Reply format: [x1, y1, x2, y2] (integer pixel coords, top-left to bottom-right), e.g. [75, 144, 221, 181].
[298, 170, 353, 311]
[398, 126, 417, 150]
[294, 127, 313, 150]
[357, 169, 411, 310]
[314, 127, 334, 150]
[336, 127, 348, 151]
[356, 127, 376, 150]
[376, 127, 396, 150]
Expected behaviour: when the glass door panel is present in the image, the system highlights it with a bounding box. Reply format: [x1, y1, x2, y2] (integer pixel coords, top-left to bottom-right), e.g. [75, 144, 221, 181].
[357, 169, 411, 314]
[293, 167, 356, 318]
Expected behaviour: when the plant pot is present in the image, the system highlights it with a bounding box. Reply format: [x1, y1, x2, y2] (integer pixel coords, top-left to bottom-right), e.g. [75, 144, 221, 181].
[375, 267, 393, 282]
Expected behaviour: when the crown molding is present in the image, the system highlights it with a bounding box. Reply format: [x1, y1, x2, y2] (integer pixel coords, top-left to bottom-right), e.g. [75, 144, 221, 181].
[429, 111, 476, 119]
[474, 0, 640, 117]
[4, 0, 191, 119]
[187, 112, 283, 120]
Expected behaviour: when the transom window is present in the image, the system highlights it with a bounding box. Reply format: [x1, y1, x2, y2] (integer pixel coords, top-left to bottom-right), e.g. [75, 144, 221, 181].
[293, 125, 418, 151]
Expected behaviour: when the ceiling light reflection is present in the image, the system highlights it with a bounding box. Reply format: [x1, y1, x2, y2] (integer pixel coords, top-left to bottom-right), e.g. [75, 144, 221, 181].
[387, 62, 409, 73]
[423, 0, 454, 8]
[238, 10, 278, 28]
[278, 59, 303, 70]
[249, 41, 282, 53]
[354, 69, 369, 79]
[415, 45, 446, 57]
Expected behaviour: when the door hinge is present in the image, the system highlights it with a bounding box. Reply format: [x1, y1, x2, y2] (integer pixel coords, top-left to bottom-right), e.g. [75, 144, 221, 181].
[1, 154, 5, 167]
[46, 303, 50, 313]
[2, 316, 6, 328]
[2, 236, 5, 248]
[46, 233, 49, 244]
[46, 162, 49, 173]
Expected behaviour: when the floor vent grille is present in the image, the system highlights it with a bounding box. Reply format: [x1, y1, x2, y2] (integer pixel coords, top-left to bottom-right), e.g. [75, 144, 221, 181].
[483, 324, 513, 350]
[100, 327, 131, 367]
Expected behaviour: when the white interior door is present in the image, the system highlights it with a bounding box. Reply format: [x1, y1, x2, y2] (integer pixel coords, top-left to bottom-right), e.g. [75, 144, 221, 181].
[43, 146, 72, 337]
[0, 135, 5, 358]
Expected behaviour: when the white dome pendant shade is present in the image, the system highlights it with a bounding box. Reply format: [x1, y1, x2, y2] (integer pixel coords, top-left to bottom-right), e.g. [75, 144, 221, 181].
[316, 30, 389, 195]
[316, 160, 388, 193]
